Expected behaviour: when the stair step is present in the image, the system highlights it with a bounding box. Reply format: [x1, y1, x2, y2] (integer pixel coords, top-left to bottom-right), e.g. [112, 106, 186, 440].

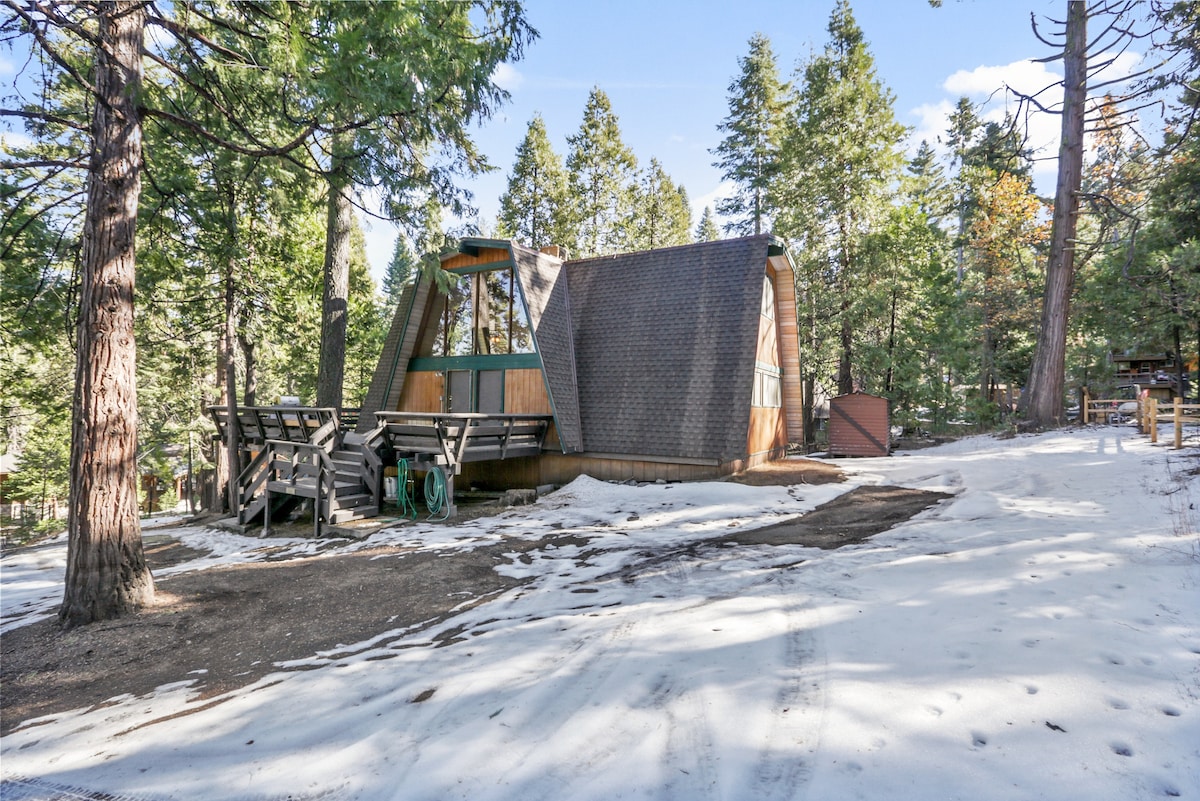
[328, 505, 379, 524]
[327, 492, 374, 509]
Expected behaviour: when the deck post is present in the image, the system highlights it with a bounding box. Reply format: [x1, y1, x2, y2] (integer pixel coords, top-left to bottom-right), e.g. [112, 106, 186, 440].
[314, 456, 324, 538]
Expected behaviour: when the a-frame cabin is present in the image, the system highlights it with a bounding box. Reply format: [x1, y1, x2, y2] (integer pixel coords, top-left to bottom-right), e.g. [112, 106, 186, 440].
[358, 234, 803, 491]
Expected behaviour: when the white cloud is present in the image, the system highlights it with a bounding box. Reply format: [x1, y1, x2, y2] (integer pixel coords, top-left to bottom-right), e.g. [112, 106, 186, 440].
[943, 58, 1063, 102]
[692, 179, 735, 216]
[493, 62, 524, 92]
[909, 99, 956, 150]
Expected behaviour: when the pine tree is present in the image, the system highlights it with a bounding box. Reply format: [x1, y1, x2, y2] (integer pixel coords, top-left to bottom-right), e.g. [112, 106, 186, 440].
[383, 235, 419, 311]
[696, 206, 721, 242]
[498, 114, 571, 250]
[712, 33, 787, 236]
[565, 88, 638, 257]
[632, 158, 693, 250]
[776, 0, 907, 397]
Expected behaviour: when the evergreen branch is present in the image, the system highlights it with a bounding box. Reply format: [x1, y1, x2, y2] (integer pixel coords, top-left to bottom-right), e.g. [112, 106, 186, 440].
[0, 107, 90, 132]
[147, 10, 263, 62]
[140, 105, 315, 158]
[3, 1, 99, 99]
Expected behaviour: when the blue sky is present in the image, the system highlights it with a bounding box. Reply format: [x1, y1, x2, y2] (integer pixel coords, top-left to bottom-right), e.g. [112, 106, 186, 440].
[361, 0, 1118, 276]
[0, 0, 1147, 282]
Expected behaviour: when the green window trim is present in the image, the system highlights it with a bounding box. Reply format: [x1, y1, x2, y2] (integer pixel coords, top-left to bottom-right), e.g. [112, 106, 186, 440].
[408, 353, 543, 372]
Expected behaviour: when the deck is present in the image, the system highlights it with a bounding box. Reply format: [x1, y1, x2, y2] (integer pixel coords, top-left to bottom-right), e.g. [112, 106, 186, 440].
[208, 406, 552, 528]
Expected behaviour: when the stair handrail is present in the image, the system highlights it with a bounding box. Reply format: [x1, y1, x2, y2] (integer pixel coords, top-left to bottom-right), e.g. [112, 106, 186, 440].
[265, 438, 339, 536]
[234, 446, 272, 525]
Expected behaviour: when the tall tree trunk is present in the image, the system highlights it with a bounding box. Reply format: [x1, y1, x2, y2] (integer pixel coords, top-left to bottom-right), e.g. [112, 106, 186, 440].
[1022, 0, 1087, 426]
[239, 332, 258, 406]
[317, 148, 352, 410]
[60, 1, 154, 628]
[223, 263, 241, 516]
[885, 288, 898, 394]
[210, 330, 231, 513]
[802, 373, 816, 448]
[837, 310, 854, 395]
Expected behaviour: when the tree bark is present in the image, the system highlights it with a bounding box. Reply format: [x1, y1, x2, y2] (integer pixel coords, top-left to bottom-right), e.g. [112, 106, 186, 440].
[316, 150, 352, 410]
[1022, 0, 1087, 426]
[223, 262, 241, 516]
[60, 1, 154, 628]
[239, 331, 257, 406]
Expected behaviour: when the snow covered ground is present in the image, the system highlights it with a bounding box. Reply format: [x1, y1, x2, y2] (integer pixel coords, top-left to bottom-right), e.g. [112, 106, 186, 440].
[2, 427, 1198, 801]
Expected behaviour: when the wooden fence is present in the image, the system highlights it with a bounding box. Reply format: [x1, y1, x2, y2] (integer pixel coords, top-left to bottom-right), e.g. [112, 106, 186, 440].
[1082, 391, 1200, 449]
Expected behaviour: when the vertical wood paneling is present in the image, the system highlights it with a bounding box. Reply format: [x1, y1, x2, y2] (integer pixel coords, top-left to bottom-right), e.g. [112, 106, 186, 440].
[504, 368, 552, 413]
[397, 371, 443, 412]
[748, 406, 787, 456]
[771, 264, 804, 442]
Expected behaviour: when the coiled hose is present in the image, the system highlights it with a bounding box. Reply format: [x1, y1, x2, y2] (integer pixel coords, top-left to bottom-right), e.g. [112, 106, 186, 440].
[424, 465, 450, 522]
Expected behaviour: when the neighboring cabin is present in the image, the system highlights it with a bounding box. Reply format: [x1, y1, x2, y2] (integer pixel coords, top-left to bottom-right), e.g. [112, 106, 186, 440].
[1110, 351, 1193, 402]
[359, 235, 803, 488]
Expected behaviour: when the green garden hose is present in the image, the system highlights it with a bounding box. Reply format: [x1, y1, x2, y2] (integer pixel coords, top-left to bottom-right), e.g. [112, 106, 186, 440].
[396, 459, 418, 521]
[424, 465, 450, 522]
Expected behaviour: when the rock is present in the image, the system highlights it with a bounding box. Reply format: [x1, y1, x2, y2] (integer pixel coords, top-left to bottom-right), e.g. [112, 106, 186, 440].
[501, 488, 537, 506]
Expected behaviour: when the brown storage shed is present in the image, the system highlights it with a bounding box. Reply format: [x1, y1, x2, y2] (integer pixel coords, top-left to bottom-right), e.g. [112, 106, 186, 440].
[828, 392, 890, 457]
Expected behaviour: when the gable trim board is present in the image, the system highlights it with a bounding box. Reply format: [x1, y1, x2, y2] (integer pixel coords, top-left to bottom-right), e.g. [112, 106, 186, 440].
[365, 234, 801, 482]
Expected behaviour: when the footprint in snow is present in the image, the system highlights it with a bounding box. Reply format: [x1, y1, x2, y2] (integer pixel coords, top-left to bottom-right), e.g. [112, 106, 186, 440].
[1107, 697, 1130, 711]
[1110, 741, 1134, 757]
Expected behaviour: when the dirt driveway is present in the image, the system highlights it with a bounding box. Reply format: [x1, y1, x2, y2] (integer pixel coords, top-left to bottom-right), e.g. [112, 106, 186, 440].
[1, 460, 949, 736]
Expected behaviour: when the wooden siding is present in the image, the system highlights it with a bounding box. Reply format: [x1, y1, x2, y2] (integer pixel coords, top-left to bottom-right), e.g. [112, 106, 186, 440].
[441, 247, 510, 271]
[457, 451, 792, 489]
[756, 300, 781, 369]
[505, 368, 552, 414]
[748, 406, 787, 457]
[397, 371, 443, 413]
[744, 265, 789, 460]
[770, 255, 803, 443]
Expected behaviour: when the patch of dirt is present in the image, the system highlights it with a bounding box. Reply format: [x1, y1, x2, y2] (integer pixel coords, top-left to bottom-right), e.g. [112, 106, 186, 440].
[723, 485, 952, 548]
[0, 536, 560, 736]
[727, 458, 845, 486]
[0, 465, 949, 737]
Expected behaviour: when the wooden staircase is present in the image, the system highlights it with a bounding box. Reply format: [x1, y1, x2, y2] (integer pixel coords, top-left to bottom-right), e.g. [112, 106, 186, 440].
[209, 406, 383, 536]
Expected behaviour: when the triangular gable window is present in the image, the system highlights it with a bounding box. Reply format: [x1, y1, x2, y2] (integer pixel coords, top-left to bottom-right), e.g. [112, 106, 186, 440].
[429, 267, 533, 357]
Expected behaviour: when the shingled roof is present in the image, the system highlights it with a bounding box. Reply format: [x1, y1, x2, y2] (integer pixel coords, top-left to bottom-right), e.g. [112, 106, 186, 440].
[510, 243, 583, 452]
[363, 234, 786, 464]
[563, 235, 775, 462]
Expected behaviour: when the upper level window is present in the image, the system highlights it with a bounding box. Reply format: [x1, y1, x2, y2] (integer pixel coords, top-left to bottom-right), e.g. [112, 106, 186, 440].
[431, 268, 533, 357]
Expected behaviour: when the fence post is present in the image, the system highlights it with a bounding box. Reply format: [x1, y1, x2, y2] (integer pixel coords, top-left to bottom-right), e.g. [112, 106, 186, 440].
[1150, 398, 1159, 443]
[1175, 397, 1184, 450]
